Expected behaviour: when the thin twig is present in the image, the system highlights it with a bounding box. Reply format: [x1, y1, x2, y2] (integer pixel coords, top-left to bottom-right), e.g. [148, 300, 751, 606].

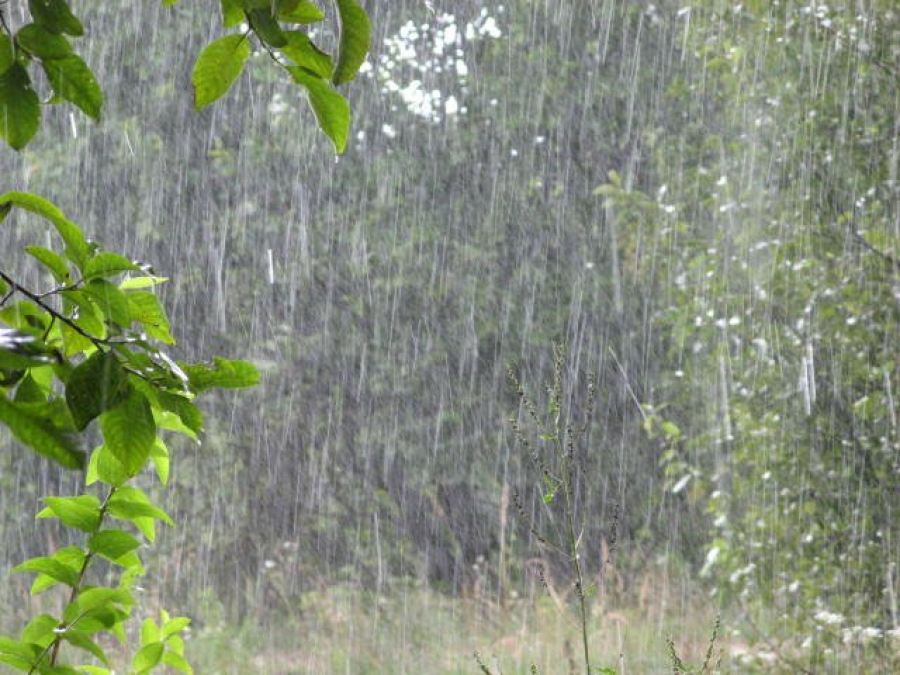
[0, 269, 128, 348]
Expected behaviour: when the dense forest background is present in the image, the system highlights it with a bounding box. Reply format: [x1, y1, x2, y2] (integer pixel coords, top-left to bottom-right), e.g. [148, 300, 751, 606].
[2, 0, 899, 672]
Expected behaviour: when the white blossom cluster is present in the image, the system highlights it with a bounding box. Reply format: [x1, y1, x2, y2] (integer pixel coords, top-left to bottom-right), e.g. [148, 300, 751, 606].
[360, 8, 504, 126]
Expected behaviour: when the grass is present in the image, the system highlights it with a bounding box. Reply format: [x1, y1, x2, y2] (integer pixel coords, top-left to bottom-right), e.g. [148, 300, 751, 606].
[183, 580, 727, 674]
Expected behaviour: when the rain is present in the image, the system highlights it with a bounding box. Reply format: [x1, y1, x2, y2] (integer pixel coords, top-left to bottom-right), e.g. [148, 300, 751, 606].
[1, 0, 899, 673]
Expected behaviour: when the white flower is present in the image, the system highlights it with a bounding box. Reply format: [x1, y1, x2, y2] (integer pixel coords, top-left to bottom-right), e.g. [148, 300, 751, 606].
[813, 609, 844, 626]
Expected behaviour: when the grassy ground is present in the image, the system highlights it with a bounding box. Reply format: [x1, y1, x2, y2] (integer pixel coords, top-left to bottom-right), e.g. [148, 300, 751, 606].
[184, 582, 725, 674]
[3, 573, 898, 673]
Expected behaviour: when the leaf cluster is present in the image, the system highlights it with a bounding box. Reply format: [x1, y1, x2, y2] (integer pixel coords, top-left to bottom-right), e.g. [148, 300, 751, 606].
[0, 0, 371, 153]
[0, 192, 259, 673]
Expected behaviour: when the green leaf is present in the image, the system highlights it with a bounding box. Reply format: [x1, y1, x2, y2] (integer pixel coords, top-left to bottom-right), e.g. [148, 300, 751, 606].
[161, 617, 191, 639]
[157, 391, 203, 434]
[42, 54, 103, 121]
[111, 549, 144, 574]
[13, 556, 80, 586]
[141, 618, 160, 645]
[247, 8, 287, 47]
[0, 328, 55, 369]
[0, 396, 84, 469]
[108, 503, 174, 541]
[155, 409, 198, 440]
[41, 495, 101, 532]
[66, 587, 134, 622]
[0, 653, 34, 672]
[278, 0, 324, 23]
[0, 35, 16, 75]
[83, 252, 140, 280]
[0, 637, 42, 668]
[63, 630, 108, 665]
[127, 291, 174, 343]
[25, 245, 71, 282]
[16, 23, 73, 59]
[83, 279, 132, 326]
[0, 64, 40, 150]
[118, 275, 168, 290]
[67, 607, 121, 634]
[66, 350, 126, 430]
[14, 373, 45, 403]
[108, 488, 174, 527]
[28, 0, 84, 36]
[181, 356, 260, 391]
[100, 385, 156, 476]
[287, 67, 349, 153]
[161, 650, 193, 674]
[89, 529, 141, 561]
[0, 191, 89, 265]
[220, 0, 244, 26]
[29, 546, 85, 594]
[133, 642, 165, 673]
[61, 289, 107, 340]
[21, 614, 58, 646]
[281, 31, 332, 78]
[86, 443, 130, 486]
[332, 0, 370, 85]
[191, 34, 250, 111]
[60, 322, 96, 355]
[167, 634, 185, 655]
[149, 437, 170, 485]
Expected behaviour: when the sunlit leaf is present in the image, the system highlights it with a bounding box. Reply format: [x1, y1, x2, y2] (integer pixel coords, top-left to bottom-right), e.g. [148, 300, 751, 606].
[133, 641, 165, 673]
[161, 617, 191, 639]
[162, 649, 193, 674]
[118, 275, 168, 290]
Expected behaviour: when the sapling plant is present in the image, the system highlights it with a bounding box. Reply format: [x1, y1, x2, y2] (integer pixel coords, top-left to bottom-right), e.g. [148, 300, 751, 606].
[489, 350, 724, 675]
[502, 350, 616, 675]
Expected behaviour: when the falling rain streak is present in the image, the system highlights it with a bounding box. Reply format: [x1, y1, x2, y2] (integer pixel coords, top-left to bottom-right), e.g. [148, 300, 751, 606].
[1, 0, 900, 672]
